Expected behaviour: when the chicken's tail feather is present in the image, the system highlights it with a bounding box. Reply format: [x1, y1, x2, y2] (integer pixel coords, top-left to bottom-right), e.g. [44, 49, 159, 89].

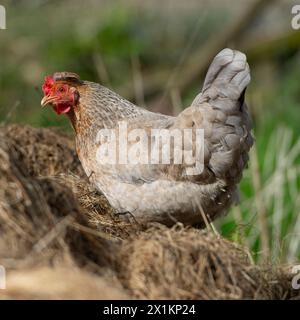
[192, 48, 250, 112]
[190, 48, 253, 185]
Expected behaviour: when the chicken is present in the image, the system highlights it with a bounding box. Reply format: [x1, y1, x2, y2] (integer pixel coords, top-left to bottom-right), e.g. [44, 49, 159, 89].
[41, 48, 253, 226]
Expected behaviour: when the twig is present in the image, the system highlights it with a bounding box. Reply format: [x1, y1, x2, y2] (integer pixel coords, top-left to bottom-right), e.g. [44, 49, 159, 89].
[131, 54, 145, 107]
[170, 88, 183, 115]
[31, 215, 74, 254]
[93, 52, 111, 87]
[195, 198, 219, 237]
[1, 101, 20, 125]
[250, 143, 270, 262]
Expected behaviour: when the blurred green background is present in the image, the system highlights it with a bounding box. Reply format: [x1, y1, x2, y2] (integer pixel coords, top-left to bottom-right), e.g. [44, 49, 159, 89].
[0, 0, 299, 264]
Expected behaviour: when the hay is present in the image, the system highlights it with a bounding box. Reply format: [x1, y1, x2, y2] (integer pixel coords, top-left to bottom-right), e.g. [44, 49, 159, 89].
[55, 174, 141, 241]
[2, 266, 128, 300]
[0, 124, 298, 300]
[2, 124, 84, 177]
[0, 125, 117, 271]
[117, 225, 268, 299]
[117, 225, 300, 300]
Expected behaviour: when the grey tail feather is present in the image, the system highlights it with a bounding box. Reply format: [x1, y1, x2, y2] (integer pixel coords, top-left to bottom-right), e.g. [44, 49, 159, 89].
[202, 48, 250, 95]
[192, 48, 250, 108]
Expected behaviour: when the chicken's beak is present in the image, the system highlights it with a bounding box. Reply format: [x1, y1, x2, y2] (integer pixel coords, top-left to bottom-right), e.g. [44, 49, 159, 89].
[41, 95, 57, 107]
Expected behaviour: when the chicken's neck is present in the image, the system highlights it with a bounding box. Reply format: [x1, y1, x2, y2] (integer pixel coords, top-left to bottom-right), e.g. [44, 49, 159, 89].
[67, 82, 146, 165]
[69, 82, 144, 134]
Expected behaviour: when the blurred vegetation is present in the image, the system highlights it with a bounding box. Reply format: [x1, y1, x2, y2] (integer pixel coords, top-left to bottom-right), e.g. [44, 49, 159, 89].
[0, 0, 299, 264]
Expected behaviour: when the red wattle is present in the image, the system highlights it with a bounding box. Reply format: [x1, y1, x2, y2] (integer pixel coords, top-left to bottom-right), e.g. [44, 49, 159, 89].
[54, 104, 72, 115]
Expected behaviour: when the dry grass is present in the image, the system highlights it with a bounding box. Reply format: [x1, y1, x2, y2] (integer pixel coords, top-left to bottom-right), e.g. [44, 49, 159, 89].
[117, 225, 299, 299]
[0, 124, 298, 300]
[2, 266, 128, 300]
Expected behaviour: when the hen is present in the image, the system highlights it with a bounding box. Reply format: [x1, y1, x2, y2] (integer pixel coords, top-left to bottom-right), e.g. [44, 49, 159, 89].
[41, 48, 253, 226]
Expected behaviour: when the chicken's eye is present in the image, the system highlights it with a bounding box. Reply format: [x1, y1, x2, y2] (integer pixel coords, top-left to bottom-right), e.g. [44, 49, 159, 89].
[58, 86, 65, 93]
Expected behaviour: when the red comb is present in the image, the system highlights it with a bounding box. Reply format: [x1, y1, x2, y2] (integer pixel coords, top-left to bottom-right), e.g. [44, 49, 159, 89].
[42, 75, 54, 95]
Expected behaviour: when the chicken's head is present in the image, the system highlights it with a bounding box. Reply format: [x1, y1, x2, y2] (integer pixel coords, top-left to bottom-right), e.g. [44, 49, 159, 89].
[41, 73, 80, 115]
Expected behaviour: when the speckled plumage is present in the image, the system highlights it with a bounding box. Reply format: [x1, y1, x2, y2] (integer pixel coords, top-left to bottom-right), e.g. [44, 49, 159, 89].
[57, 48, 254, 226]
